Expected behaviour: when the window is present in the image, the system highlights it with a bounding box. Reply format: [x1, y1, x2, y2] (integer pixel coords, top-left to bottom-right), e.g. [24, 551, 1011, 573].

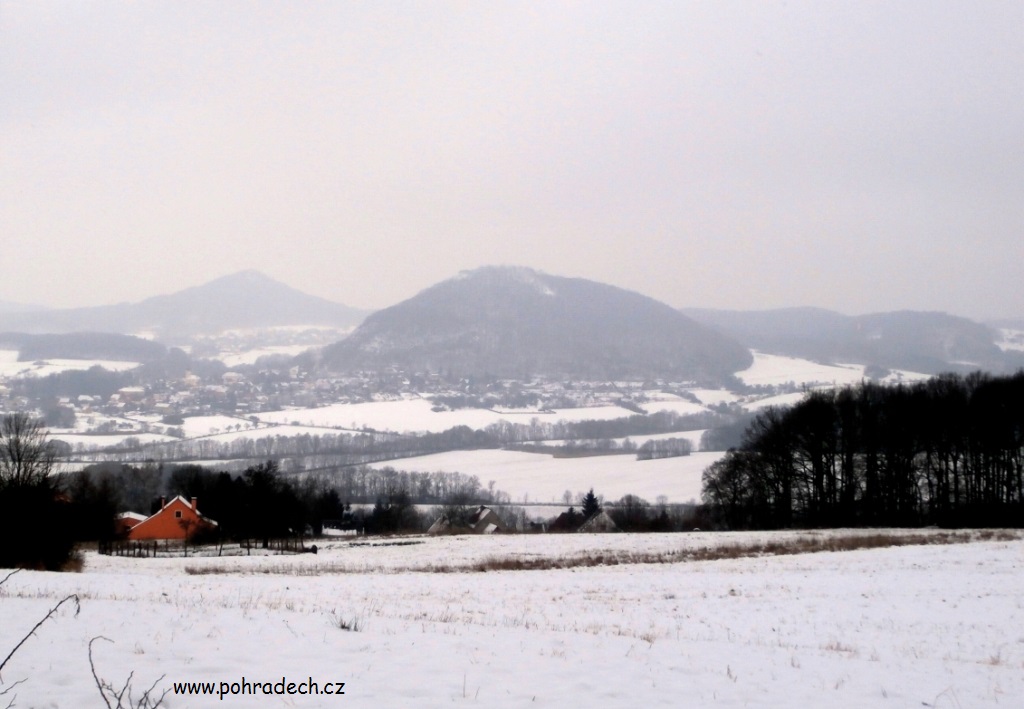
[175, 510, 182, 519]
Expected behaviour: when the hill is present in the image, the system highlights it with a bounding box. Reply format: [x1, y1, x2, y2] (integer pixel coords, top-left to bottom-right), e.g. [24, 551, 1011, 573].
[0, 332, 167, 362]
[0, 300, 46, 314]
[0, 271, 367, 338]
[319, 266, 753, 381]
[682, 307, 1016, 374]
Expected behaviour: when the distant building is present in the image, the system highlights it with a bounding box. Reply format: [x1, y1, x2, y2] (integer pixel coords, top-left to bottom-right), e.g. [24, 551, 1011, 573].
[578, 510, 619, 533]
[115, 386, 146, 404]
[222, 371, 247, 385]
[428, 506, 505, 535]
[125, 496, 218, 541]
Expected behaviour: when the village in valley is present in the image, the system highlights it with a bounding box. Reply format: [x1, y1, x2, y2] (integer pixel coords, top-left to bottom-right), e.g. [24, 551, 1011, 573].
[4, 3, 1024, 705]
[0, 317, 864, 548]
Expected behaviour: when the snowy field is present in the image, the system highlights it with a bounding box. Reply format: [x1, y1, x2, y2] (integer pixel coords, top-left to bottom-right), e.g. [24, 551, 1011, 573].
[736, 352, 928, 388]
[0, 350, 140, 378]
[1, 531, 1021, 708]
[736, 352, 867, 387]
[368, 449, 723, 504]
[252, 398, 709, 436]
[53, 432, 180, 448]
[216, 345, 315, 367]
[996, 328, 1024, 352]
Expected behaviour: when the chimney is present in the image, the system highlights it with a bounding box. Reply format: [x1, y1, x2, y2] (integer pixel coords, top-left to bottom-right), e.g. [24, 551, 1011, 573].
[191, 497, 197, 512]
[160, 496, 166, 509]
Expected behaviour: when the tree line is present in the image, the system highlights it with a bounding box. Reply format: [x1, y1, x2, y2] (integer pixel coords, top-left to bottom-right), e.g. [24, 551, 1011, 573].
[67, 409, 724, 467]
[702, 372, 1024, 529]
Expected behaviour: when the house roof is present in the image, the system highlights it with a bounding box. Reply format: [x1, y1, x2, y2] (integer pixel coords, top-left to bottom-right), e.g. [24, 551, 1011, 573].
[429, 506, 503, 534]
[127, 495, 219, 535]
[578, 510, 619, 532]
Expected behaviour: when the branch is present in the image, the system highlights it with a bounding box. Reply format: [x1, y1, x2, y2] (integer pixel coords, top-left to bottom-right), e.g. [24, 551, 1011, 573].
[0, 594, 80, 677]
[0, 569, 20, 589]
[1, 677, 27, 709]
[89, 637, 115, 709]
[89, 637, 167, 709]
[134, 675, 169, 708]
[0, 569, 19, 590]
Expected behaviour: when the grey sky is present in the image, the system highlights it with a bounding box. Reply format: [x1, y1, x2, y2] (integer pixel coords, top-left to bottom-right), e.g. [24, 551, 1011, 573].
[2, 1, 1022, 319]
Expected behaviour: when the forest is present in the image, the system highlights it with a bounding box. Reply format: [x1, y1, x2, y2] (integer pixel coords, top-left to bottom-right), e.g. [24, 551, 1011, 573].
[702, 371, 1024, 528]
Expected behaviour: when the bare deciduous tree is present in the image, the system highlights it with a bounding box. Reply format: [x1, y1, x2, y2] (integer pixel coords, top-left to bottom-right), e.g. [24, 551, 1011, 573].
[0, 413, 58, 490]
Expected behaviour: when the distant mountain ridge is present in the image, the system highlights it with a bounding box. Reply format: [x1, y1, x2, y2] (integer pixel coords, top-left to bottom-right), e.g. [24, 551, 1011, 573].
[319, 266, 753, 381]
[0, 271, 368, 339]
[682, 307, 1022, 374]
[0, 300, 47, 314]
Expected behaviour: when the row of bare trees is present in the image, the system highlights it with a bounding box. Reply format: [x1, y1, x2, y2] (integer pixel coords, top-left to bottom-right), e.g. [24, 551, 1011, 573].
[67, 410, 725, 467]
[703, 372, 1024, 528]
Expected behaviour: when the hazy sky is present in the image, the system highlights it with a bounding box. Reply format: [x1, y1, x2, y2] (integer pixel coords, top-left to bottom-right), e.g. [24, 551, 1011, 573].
[2, 1, 1022, 319]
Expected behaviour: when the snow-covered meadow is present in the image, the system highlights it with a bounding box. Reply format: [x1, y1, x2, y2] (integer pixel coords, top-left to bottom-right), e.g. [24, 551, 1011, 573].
[735, 352, 929, 388]
[0, 350, 140, 378]
[1, 531, 1021, 708]
[368, 449, 720, 504]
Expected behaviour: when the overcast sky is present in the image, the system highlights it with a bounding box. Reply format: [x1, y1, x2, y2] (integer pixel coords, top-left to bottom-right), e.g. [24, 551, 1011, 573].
[2, 1, 1022, 319]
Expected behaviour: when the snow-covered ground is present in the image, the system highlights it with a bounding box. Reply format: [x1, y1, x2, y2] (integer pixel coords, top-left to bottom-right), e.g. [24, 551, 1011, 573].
[0, 350, 140, 378]
[1, 531, 1020, 708]
[744, 391, 807, 411]
[996, 327, 1024, 352]
[216, 345, 314, 367]
[53, 432, 180, 448]
[528, 429, 707, 451]
[736, 351, 928, 388]
[737, 352, 868, 387]
[368, 449, 724, 504]
[253, 398, 708, 436]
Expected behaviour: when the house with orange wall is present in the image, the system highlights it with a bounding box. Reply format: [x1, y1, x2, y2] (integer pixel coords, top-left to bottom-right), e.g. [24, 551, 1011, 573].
[126, 495, 218, 541]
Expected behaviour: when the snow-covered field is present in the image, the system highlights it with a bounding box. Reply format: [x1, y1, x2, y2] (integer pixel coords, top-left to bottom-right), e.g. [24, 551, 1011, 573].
[1, 531, 1021, 708]
[736, 352, 929, 388]
[216, 345, 314, 367]
[0, 350, 140, 378]
[736, 352, 867, 387]
[252, 398, 708, 436]
[53, 432, 180, 448]
[368, 449, 722, 504]
[996, 328, 1024, 352]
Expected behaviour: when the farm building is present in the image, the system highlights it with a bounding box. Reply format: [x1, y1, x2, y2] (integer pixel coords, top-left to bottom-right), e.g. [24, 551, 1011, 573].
[428, 506, 505, 535]
[578, 510, 619, 533]
[114, 511, 148, 537]
[125, 496, 218, 541]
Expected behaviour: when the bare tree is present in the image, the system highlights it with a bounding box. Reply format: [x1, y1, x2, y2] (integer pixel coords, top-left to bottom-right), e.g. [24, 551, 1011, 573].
[0, 413, 58, 490]
[0, 413, 76, 569]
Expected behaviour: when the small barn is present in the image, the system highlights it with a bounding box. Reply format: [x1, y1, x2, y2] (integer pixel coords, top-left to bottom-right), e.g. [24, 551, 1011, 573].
[577, 510, 619, 533]
[126, 496, 218, 541]
[428, 506, 505, 535]
[114, 511, 147, 537]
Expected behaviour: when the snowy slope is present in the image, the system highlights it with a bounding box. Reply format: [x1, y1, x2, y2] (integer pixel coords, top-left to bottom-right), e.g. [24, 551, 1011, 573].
[0, 532, 1020, 708]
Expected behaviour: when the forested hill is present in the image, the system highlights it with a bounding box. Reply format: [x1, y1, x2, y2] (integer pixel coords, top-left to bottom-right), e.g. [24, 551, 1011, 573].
[682, 307, 1019, 374]
[0, 271, 368, 338]
[0, 332, 167, 362]
[318, 266, 753, 382]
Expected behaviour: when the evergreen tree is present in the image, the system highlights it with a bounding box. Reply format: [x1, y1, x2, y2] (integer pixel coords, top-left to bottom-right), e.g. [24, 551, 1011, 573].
[582, 488, 601, 519]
